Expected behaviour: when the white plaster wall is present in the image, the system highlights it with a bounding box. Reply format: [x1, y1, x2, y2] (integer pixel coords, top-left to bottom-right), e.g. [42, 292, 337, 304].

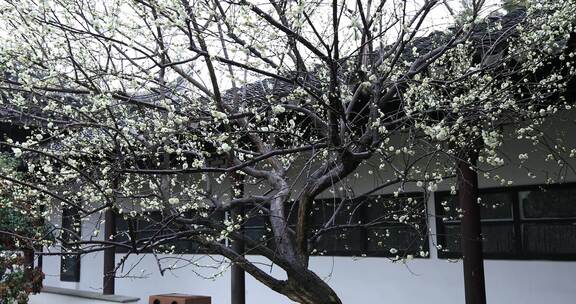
[29, 292, 138, 304]
[40, 195, 576, 304]
[39, 169, 576, 304]
[38, 176, 576, 304]
[40, 251, 576, 304]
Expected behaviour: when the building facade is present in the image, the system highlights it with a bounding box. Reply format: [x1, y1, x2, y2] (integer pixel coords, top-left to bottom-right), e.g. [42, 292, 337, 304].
[39, 148, 576, 304]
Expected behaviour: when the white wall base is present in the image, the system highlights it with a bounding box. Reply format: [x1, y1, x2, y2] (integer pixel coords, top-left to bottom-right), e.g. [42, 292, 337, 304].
[28, 286, 139, 304]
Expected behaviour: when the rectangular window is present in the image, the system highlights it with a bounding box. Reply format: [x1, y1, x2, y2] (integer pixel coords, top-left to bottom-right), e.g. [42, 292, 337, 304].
[308, 194, 429, 258]
[242, 212, 273, 253]
[60, 206, 81, 282]
[115, 210, 224, 254]
[112, 194, 430, 259]
[309, 198, 366, 256]
[435, 183, 576, 260]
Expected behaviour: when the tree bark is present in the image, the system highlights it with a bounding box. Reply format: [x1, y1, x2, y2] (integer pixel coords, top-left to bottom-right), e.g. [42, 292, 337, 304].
[23, 248, 34, 275]
[283, 270, 343, 304]
[457, 149, 486, 304]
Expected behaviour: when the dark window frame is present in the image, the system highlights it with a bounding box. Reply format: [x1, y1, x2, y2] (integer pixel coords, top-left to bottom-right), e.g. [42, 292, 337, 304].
[306, 193, 430, 258]
[60, 206, 81, 282]
[112, 193, 430, 259]
[115, 210, 224, 255]
[241, 213, 275, 254]
[435, 182, 576, 261]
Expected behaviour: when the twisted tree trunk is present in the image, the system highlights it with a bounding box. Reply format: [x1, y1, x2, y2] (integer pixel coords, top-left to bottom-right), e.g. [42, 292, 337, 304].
[283, 269, 342, 304]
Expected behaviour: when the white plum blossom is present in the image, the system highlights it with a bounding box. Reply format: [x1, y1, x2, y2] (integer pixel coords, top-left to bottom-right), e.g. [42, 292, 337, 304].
[11, 148, 22, 157]
[220, 143, 232, 153]
[272, 105, 286, 113]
